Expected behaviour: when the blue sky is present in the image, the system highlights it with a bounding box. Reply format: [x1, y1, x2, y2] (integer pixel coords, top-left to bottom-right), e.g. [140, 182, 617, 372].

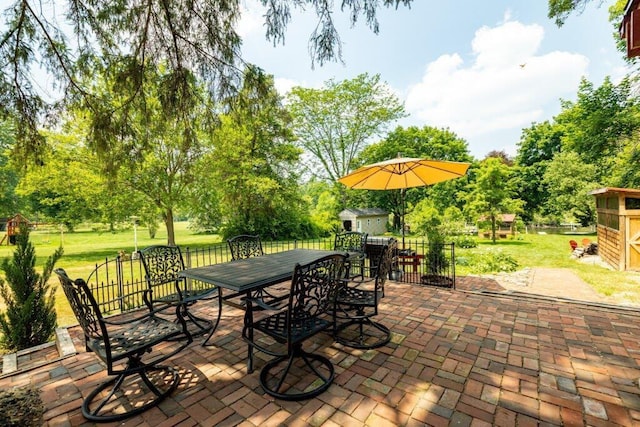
[237, 0, 630, 159]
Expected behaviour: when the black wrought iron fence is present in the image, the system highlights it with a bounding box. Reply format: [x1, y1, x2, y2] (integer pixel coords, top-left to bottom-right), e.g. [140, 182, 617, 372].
[84, 238, 456, 315]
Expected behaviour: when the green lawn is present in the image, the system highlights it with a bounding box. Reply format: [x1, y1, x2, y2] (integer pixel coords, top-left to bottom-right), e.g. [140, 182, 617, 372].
[0, 222, 225, 327]
[0, 223, 638, 328]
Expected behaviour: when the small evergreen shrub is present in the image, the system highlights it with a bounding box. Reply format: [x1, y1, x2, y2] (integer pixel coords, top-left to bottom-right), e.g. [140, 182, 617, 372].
[0, 227, 63, 351]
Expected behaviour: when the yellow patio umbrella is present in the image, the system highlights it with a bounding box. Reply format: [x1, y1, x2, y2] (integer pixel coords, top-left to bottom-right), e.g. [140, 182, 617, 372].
[338, 156, 471, 248]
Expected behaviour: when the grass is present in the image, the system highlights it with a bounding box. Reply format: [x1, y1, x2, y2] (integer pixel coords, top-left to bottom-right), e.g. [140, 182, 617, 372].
[456, 232, 640, 306]
[0, 222, 224, 327]
[0, 223, 639, 328]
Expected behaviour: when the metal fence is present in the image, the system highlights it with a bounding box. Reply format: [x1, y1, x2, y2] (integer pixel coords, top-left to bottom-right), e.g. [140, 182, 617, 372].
[85, 237, 456, 316]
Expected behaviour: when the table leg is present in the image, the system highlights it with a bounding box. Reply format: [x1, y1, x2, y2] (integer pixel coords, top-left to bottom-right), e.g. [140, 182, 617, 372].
[244, 292, 254, 373]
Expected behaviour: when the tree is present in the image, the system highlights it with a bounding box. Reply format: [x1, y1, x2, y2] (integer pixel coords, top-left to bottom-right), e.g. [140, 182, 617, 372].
[0, 227, 62, 350]
[0, 0, 413, 164]
[355, 125, 472, 232]
[0, 121, 22, 218]
[201, 70, 311, 239]
[464, 158, 523, 243]
[542, 151, 599, 226]
[513, 120, 564, 222]
[547, 0, 596, 26]
[287, 73, 405, 183]
[16, 132, 106, 230]
[485, 150, 514, 166]
[555, 76, 640, 177]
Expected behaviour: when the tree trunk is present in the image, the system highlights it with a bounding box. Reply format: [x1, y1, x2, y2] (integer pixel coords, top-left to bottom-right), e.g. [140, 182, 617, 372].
[165, 209, 175, 246]
[491, 214, 497, 243]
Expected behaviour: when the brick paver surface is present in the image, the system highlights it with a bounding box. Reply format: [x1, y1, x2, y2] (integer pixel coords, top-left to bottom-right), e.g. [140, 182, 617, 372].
[3, 277, 640, 426]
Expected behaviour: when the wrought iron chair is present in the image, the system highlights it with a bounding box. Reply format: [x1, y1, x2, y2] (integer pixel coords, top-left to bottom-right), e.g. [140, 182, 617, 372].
[334, 231, 368, 279]
[333, 238, 396, 349]
[54, 268, 191, 422]
[139, 245, 222, 346]
[227, 234, 264, 260]
[243, 253, 348, 400]
[226, 234, 287, 306]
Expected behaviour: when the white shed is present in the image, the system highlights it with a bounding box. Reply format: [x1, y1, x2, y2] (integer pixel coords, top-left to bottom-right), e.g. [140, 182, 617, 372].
[338, 208, 388, 236]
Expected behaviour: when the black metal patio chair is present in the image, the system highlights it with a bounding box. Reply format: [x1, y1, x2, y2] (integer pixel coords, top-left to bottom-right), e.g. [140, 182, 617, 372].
[242, 253, 348, 400]
[227, 234, 264, 260]
[334, 231, 368, 279]
[333, 238, 396, 349]
[139, 245, 222, 346]
[55, 268, 192, 423]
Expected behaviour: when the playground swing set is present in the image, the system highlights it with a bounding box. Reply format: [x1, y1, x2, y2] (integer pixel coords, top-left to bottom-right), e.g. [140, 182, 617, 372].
[0, 214, 31, 245]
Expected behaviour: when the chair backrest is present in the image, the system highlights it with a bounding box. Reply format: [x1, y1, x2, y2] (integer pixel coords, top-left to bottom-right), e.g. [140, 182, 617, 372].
[139, 245, 185, 300]
[334, 231, 368, 253]
[375, 238, 397, 291]
[227, 234, 264, 260]
[55, 268, 107, 351]
[582, 238, 591, 247]
[288, 254, 348, 331]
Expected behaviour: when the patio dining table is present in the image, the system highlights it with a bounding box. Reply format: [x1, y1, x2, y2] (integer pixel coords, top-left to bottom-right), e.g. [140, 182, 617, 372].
[179, 248, 349, 372]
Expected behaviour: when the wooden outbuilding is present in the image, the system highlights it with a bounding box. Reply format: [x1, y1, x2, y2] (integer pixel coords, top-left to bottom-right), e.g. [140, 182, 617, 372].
[338, 208, 388, 236]
[590, 187, 640, 271]
[0, 213, 31, 245]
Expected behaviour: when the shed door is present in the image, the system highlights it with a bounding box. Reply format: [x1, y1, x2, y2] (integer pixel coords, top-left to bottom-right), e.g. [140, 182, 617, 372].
[627, 217, 640, 270]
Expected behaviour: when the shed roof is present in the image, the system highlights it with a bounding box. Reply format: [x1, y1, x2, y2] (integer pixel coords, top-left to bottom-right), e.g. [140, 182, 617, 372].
[589, 187, 640, 196]
[339, 208, 388, 217]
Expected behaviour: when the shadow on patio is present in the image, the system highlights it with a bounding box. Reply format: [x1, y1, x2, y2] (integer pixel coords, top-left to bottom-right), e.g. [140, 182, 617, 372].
[2, 276, 640, 426]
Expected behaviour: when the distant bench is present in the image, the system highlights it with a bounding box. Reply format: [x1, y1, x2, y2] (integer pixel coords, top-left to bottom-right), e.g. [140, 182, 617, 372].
[397, 254, 424, 272]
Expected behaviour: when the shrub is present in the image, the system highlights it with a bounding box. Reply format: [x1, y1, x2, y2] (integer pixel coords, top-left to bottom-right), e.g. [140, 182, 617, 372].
[451, 235, 477, 248]
[0, 227, 63, 350]
[459, 248, 518, 273]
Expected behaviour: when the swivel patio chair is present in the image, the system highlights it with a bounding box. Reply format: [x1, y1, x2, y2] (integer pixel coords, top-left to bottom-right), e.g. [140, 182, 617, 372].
[333, 238, 396, 349]
[242, 253, 348, 400]
[226, 234, 287, 305]
[334, 231, 368, 279]
[139, 245, 222, 346]
[55, 268, 192, 422]
[227, 234, 264, 260]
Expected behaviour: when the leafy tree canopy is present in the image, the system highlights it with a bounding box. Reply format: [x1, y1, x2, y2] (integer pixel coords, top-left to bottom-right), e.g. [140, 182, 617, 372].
[287, 73, 405, 183]
[354, 125, 472, 232]
[463, 157, 523, 243]
[542, 151, 599, 226]
[555, 76, 640, 177]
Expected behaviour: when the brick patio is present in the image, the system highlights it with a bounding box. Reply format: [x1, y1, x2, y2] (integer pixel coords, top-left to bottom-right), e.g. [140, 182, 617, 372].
[2, 276, 640, 426]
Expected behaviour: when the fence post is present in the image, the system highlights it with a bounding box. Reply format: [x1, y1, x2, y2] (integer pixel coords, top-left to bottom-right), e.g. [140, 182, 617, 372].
[116, 255, 124, 314]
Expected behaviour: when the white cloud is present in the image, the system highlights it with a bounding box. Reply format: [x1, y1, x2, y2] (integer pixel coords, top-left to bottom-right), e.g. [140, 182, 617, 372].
[236, 1, 265, 38]
[405, 18, 589, 151]
[274, 77, 301, 95]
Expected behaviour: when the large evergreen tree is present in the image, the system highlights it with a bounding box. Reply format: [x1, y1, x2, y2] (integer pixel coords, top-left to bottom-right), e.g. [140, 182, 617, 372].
[0, 0, 413, 165]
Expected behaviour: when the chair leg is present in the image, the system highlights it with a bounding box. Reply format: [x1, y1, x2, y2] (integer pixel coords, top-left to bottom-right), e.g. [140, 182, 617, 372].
[334, 309, 391, 350]
[82, 364, 180, 422]
[201, 293, 223, 347]
[259, 344, 334, 401]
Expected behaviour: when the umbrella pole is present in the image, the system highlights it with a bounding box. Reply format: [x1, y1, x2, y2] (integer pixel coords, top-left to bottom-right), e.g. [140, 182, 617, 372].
[401, 188, 405, 250]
